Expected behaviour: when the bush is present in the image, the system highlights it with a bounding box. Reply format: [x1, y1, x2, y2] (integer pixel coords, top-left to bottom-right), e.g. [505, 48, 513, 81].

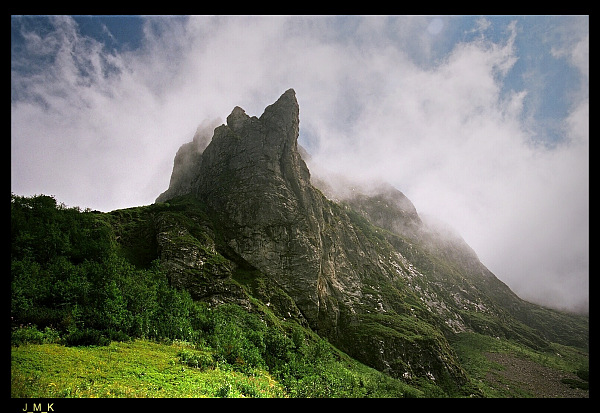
[212, 323, 265, 372]
[63, 329, 110, 347]
[11, 325, 61, 346]
[576, 367, 589, 382]
[178, 349, 215, 370]
[561, 377, 589, 390]
[106, 329, 132, 343]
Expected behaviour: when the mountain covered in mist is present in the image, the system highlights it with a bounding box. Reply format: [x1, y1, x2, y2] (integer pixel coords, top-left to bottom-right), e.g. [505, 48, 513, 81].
[152, 89, 587, 384]
[12, 89, 588, 397]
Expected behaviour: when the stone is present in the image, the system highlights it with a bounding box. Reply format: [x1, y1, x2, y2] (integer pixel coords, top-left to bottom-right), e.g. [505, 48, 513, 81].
[155, 89, 471, 383]
[154, 89, 586, 384]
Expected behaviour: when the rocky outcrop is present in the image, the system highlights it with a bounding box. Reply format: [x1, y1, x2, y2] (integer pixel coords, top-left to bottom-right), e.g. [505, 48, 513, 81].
[156, 89, 586, 383]
[156, 120, 218, 203]
[155, 89, 472, 384]
[190, 90, 326, 324]
[153, 209, 251, 308]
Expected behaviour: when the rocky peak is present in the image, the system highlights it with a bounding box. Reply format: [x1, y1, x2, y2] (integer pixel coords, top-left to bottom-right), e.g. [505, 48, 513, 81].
[153, 90, 482, 384]
[226, 106, 250, 133]
[158, 89, 335, 322]
[158, 89, 310, 215]
[259, 88, 299, 135]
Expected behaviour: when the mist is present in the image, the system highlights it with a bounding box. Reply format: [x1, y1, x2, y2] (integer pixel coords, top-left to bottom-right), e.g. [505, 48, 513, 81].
[11, 15, 588, 313]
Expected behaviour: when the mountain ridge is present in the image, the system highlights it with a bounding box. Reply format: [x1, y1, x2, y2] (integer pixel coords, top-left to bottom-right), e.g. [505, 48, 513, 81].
[153, 89, 588, 386]
[10, 90, 588, 397]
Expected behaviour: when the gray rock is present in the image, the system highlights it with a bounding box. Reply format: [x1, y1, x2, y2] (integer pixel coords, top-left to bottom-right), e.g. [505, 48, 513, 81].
[155, 89, 471, 383]
[155, 89, 586, 384]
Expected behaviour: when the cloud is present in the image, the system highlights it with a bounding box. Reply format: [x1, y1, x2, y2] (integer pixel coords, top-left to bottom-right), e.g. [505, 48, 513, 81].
[11, 16, 588, 313]
[304, 18, 588, 313]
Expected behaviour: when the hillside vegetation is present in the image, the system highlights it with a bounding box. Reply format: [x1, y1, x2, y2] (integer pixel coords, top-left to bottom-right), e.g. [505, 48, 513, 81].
[10, 193, 588, 398]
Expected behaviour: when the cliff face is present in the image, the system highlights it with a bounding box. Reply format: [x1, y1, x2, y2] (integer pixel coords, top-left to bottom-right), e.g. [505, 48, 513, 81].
[190, 90, 327, 327]
[154, 89, 587, 384]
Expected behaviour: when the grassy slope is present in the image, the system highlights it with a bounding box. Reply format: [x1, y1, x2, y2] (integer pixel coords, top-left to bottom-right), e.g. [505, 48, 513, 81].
[11, 331, 589, 398]
[11, 340, 285, 398]
[450, 332, 589, 398]
[10, 194, 589, 398]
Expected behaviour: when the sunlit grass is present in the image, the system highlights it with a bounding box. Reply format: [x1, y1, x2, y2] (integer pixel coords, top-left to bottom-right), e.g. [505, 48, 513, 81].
[11, 340, 285, 398]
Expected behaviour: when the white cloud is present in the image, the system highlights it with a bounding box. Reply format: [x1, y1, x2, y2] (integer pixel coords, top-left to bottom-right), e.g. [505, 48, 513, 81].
[11, 15, 588, 313]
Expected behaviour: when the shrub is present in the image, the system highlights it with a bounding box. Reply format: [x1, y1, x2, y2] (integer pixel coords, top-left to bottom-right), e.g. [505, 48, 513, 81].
[63, 328, 110, 347]
[216, 382, 233, 398]
[178, 349, 215, 370]
[212, 324, 265, 372]
[106, 329, 132, 343]
[11, 325, 61, 346]
[561, 377, 589, 390]
[576, 367, 589, 382]
[12, 325, 44, 346]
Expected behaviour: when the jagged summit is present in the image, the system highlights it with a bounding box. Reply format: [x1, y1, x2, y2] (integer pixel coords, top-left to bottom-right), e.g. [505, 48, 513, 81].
[226, 106, 250, 133]
[154, 90, 474, 383]
[259, 88, 299, 134]
[157, 89, 304, 204]
[152, 90, 587, 385]
[10, 90, 588, 398]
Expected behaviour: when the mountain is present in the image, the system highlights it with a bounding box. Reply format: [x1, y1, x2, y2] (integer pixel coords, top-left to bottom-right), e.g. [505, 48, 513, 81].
[11, 89, 588, 397]
[153, 89, 588, 387]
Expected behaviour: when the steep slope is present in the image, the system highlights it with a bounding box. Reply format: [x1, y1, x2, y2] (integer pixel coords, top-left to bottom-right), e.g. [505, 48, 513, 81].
[155, 89, 587, 389]
[336, 183, 588, 350]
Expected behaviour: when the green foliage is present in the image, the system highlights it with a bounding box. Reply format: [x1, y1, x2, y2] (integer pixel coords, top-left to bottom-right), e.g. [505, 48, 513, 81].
[178, 348, 215, 370]
[10, 193, 589, 398]
[10, 194, 421, 397]
[561, 377, 588, 390]
[575, 367, 589, 382]
[559, 364, 589, 390]
[11, 340, 286, 398]
[63, 328, 111, 347]
[105, 207, 159, 268]
[11, 325, 61, 346]
[194, 304, 422, 397]
[450, 331, 589, 397]
[11, 194, 113, 264]
[10, 194, 204, 346]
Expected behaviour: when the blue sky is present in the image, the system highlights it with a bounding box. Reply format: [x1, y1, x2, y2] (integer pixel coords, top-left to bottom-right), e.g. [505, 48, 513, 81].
[11, 15, 585, 144]
[11, 15, 588, 313]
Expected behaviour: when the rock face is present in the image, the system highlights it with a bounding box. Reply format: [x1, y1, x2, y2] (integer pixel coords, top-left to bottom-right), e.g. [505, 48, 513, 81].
[155, 89, 587, 385]
[198, 90, 368, 337]
[156, 119, 218, 203]
[155, 89, 468, 383]
[190, 90, 326, 324]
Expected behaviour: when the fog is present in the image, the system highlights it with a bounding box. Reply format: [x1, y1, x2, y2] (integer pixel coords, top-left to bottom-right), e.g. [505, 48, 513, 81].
[11, 15, 588, 313]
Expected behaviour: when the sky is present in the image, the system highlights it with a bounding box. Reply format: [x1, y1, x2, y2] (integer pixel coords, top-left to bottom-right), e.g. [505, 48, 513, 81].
[11, 15, 589, 314]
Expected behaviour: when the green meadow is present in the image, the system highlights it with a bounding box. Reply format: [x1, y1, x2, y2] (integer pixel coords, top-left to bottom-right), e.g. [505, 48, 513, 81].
[11, 339, 284, 398]
[10, 194, 589, 399]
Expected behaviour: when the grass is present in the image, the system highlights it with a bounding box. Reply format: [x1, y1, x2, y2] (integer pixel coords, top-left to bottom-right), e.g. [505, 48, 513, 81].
[11, 339, 285, 398]
[450, 331, 589, 398]
[10, 336, 427, 398]
[12, 332, 589, 399]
